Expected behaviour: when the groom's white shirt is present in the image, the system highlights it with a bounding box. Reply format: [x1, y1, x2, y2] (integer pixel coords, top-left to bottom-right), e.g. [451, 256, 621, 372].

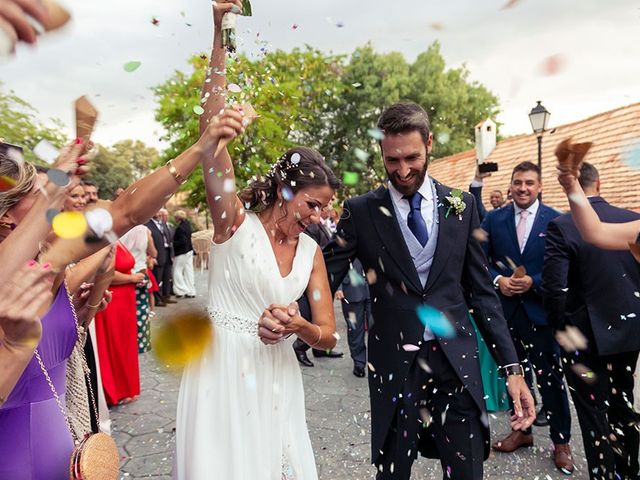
[388, 177, 439, 341]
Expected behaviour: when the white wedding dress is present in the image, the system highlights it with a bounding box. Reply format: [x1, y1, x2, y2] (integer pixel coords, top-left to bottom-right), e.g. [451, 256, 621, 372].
[174, 212, 319, 480]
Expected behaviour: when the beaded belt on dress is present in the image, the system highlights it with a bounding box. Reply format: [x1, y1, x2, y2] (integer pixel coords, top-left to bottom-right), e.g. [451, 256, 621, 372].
[208, 308, 259, 336]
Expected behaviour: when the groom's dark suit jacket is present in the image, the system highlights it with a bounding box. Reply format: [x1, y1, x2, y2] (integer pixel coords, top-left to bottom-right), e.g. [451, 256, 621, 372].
[323, 181, 518, 463]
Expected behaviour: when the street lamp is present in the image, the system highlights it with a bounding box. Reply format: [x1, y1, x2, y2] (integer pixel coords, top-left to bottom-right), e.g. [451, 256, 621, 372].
[528, 100, 550, 201]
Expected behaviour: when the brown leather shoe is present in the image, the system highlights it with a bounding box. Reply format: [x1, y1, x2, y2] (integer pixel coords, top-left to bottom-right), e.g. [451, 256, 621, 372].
[492, 430, 533, 453]
[553, 443, 574, 475]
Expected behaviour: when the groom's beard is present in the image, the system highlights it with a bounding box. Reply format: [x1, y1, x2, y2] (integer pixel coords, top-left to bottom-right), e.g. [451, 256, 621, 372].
[385, 163, 428, 196]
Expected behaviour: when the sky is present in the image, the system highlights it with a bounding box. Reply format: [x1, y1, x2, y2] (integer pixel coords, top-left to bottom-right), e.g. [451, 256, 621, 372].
[1, 0, 639, 151]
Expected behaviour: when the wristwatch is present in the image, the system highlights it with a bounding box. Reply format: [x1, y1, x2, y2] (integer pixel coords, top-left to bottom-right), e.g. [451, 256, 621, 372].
[500, 363, 524, 377]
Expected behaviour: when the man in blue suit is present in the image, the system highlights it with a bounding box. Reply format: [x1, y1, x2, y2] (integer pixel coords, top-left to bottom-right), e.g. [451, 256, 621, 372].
[481, 161, 573, 474]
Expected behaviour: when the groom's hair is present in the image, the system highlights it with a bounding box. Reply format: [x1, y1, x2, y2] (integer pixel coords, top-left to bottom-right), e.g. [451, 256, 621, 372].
[377, 102, 431, 146]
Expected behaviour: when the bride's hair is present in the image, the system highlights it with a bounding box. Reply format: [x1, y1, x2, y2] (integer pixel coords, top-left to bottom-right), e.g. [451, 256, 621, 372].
[239, 147, 341, 211]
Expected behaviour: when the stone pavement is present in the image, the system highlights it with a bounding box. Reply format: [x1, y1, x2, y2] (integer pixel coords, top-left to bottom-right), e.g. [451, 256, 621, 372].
[112, 272, 589, 479]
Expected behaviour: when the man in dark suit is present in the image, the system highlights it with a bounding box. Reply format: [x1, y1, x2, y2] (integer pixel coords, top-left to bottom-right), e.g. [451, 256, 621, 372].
[481, 161, 573, 474]
[322, 102, 534, 480]
[293, 219, 344, 367]
[145, 210, 176, 306]
[542, 162, 640, 480]
[335, 258, 371, 377]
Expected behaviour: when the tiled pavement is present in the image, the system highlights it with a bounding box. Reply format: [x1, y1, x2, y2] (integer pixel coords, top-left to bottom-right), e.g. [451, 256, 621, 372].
[112, 272, 590, 479]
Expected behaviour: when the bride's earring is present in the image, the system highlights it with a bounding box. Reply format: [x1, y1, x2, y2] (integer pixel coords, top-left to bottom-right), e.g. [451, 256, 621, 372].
[278, 201, 283, 208]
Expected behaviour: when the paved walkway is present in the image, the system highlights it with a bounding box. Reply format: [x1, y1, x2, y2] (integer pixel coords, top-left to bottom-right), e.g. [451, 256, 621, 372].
[112, 272, 589, 479]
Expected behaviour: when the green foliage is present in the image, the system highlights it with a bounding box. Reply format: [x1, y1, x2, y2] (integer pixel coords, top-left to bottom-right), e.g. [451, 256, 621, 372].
[86, 140, 159, 199]
[153, 42, 500, 204]
[0, 83, 67, 164]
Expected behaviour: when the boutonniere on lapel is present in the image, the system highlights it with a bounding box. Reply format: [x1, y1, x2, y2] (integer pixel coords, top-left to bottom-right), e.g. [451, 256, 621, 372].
[444, 189, 466, 220]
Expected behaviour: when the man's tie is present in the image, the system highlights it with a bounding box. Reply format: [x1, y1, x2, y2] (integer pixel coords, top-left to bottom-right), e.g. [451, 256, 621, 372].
[516, 209, 530, 252]
[405, 193, 429, 247]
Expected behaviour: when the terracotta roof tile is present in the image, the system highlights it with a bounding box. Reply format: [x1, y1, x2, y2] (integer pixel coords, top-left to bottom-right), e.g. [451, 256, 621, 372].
[429, 103, 640, 212]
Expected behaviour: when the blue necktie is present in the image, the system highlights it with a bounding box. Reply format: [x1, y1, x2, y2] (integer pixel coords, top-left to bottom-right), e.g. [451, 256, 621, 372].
[405, 193, 429, 247]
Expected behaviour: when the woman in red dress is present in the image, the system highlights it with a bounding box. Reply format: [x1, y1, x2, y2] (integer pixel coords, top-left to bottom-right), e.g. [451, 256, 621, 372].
[95, 242, 144, 405]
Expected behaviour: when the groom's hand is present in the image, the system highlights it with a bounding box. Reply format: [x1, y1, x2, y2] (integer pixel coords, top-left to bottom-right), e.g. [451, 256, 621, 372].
[506, 374, 536, 431]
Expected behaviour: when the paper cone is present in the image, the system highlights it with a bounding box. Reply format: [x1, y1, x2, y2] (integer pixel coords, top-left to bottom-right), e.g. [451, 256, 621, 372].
[513, 265, 527, 278]
[555, 138, 593, 176]
[75, 96, 98, 147]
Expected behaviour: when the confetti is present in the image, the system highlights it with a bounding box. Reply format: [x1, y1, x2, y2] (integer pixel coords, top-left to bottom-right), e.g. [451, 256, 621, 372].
[336, 20, 345, 28]
[429, 22, 444, 31]
[501, 0, 521, 9]
[193, 105, 205, 115]
[123, 61, 142, 73]
[416, 305, 456, 338]
[47, 169, 70, 187]
[152, 310, 213, 369]
[402, 344, 420, 352]
[282, 186, 294, 201]
[354, 148, 369, 161]
[366, 269, 377, 284]
[223, 179, 235, 192]
[291, 152, 301, 164]
[620, 139, 640, 171]
[85, 208, 113, 238]
[367, 128, 385, 141]
[343, 172, 359, 185]
[52, 211, 88, 239]
[0, 175, 16, 192]
[570, 363, 597, 384]
[555, 325, 588, 351]
[151, 17, 160, 26]
[378, 206, 392, 217]
[227, 83, 242, 93]
[292, 24, 299, 30]
[540, 54, 566, 76]
[436, 132, 450, 144]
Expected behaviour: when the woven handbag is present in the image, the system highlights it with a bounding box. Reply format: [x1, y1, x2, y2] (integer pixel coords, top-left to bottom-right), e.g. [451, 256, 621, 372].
[34, 284, 119, 479]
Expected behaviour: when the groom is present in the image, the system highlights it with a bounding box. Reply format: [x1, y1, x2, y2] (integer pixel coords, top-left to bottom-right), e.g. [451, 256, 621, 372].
[323, 102, 535, 479]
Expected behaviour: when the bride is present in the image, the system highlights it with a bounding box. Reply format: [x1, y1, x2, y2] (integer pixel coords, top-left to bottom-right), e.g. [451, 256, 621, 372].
[173, 2, 341, 479]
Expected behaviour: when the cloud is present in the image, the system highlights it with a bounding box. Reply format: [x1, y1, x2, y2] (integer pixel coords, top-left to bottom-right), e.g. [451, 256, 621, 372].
[0, 0, 638, 148]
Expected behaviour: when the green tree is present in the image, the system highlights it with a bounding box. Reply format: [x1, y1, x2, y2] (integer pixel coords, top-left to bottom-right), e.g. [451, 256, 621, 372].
[86, 140, 159, 199]
[328, 42, 500, 196]
[153, 48, 343, 209]
[152, 42, 499, 202]
[0, 83, 67, 163]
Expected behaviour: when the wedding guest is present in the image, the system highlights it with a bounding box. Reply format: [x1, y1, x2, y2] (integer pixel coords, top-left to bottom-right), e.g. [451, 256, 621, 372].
[94, 241, 143, 405]
[172, 210, 196, 298]
[121, 224, 154, 353]
[545, 162, 640, 479]
[146, 210, 176, 307]
[63, 182, 86, 212]
[482, 161, 573, 474]
[82, 179, 99, 205]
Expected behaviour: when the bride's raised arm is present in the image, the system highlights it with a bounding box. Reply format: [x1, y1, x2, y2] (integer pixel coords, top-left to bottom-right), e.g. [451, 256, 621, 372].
[200, 0, 245, 244]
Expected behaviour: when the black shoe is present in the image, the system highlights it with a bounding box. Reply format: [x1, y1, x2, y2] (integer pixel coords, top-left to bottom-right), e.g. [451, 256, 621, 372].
[295, 350, 314, 367]
[312, 349, 344, 358]
[175, 295, 185, 298]
[353, 365, 365, 378]
[533, 407, 549, 427]
[186, 295, 196, 298]
[163, 297, 178, 304]
[156, 300, 167, 307]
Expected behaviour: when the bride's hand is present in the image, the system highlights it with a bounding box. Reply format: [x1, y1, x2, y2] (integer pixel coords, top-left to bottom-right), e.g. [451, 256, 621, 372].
[213, 0, 243, 28]
[196, 107, 246, 155]
[257, 302, 299, 345]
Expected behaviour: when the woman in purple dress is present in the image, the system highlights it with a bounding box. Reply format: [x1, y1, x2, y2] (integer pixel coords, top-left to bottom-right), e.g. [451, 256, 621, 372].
[0, 268, 77, 479]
